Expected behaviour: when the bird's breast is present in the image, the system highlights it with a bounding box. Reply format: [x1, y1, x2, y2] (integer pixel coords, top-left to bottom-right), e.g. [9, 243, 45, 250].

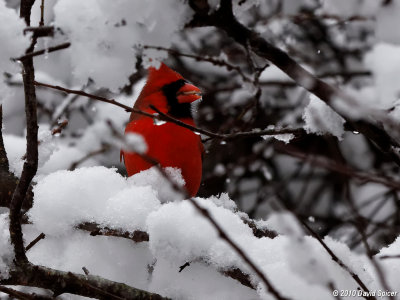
[123, 118, 203, 197]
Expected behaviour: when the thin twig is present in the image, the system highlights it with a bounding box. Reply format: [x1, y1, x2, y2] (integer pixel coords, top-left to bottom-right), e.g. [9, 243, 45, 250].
[51, 119, 68, 135]
[143, 45, 253, 84]
[301, 221, 375, 300]
[76, 222, 149, 243]
[0, 105, 9, 170]
[39, 0, 45, 26]
[34, 81, 139, 113]
[10, 0, 40, 264]
[379, 255, 400, 260]
[35, 81, 304, 142]
[25, 232, 45, 252]
[278, 146, 400, 191]
[357, 226, 394, 300]
[68, 145, 110, 171]
[188, 197, 289, 300]
[12, 42, 71, 61]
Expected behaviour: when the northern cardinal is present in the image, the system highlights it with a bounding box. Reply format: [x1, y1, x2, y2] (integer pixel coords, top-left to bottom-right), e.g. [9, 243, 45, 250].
[121, 63, 203, 197]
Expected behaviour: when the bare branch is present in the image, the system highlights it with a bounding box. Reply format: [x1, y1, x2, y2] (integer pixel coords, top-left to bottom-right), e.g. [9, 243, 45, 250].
[9, 0, 39, 264]
[39, 0, 44, 26]
[76, 222, 149, 243]
[12, 42, 71, 62]
[278, 146, 400, 190]
[0, 106, 9, 170]
[2, 263, 170, 300]
[143, 45, 253, 84]
[68, 145, 110, 171]
[188, 197, 288, 300]
[34, 80, 304, 142]
[188, 0, 400, 166]
[379, 255, 400, 260]
[25, 232, 45, 252]
[23, 26, 54, 38]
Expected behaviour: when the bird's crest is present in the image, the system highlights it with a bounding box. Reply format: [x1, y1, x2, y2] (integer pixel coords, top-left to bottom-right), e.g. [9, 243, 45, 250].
[139, 63, 184, 99]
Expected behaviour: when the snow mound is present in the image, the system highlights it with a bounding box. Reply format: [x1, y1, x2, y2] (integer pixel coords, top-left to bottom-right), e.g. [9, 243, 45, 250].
[0, 214, 13, 280]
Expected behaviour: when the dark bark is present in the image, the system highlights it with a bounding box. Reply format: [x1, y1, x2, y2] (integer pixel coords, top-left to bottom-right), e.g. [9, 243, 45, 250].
[10, 0, 39, 263]
[0, 106, 8, 171]
[2, 263, 170, 300]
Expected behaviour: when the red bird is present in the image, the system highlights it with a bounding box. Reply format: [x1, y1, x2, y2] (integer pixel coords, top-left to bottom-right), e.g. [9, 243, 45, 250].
[121, 63, 203, 197]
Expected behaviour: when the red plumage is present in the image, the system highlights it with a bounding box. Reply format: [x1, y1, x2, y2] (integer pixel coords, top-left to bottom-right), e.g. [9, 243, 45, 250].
[121, 63, 203, 197]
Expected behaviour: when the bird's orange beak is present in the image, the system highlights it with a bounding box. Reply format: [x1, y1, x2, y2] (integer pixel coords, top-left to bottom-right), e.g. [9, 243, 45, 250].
[177, 83, 202, 103]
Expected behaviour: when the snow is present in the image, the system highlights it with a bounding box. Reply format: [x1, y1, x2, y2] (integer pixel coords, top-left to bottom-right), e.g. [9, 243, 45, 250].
[149, 258, 257, 300]
[0, 0, 31, 105]
[37, 125, 57, 168]
[38, 145, 99, 175]
[364, 43, 400, 109]
[259, 65, 292, 82]
[376, 1, 400, 44]
[376, 237, 400, 290]
[0, 214, 13, 280]
[29, 166, 162, 235]
[53, 0, 193, 91]
[146, 198, 364, 299]
[123, 133, 147, 154]
[2, 134, 25, 176]
[3, 134, 99, 177]
[303, 95, 345, 140]
[272, 133, 294, 144]
[262, 127, 295, 144]
[266, 212, 304, 237]
[208, 193, 238, 211]
[129, 167, 186, 203]
[321, 0, 379, 18]
[3, 162, 397, 299]
[232, 0, 260, 18]
[26, 228, 154, 291]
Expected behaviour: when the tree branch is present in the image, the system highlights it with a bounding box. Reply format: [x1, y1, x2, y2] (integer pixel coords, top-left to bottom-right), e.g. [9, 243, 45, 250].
[0, 285, 53, 300]
[24, 26, 54, 38]
[76, 222, 150, 243]
[34, 80, 304, 143]
[12, 42, 71, 62]
[9, 0, 39, 264]
[188, 0, 400, 166]
[0, 106, 9, 171]
[278, 146, 400, 190]
[2, 263, 170, 300]
[188, 197, 288, 300]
